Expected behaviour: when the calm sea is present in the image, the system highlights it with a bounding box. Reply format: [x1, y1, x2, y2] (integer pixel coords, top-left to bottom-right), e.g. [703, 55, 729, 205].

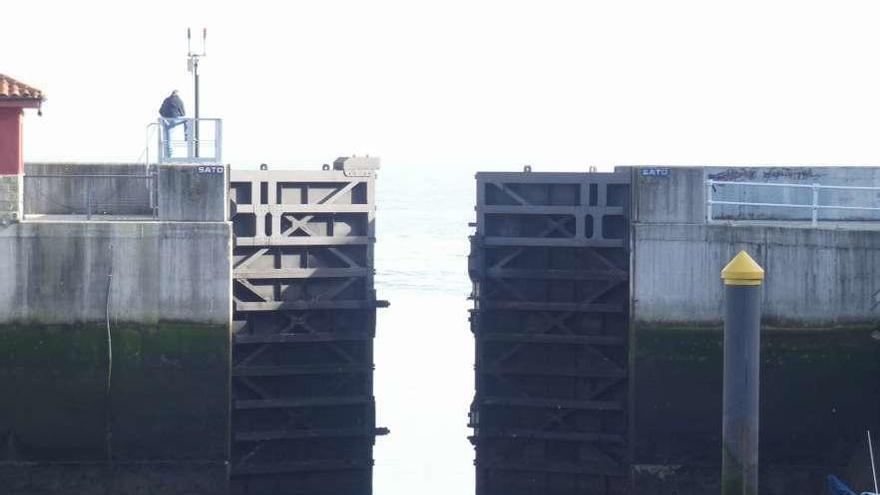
[373, 165, 480, 494]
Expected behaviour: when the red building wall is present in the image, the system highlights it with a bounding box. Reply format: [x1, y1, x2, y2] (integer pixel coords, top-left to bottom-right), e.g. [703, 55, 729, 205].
[0, 107, 23, 175]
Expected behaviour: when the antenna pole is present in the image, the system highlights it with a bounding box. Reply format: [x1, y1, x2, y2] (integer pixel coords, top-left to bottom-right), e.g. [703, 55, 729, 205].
[193, 55, 200, 158]
[187, 28, 206, 158]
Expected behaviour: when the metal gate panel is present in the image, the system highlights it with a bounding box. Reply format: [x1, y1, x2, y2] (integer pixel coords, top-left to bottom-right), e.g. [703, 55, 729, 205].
[229, 164, 387, 495]
[469, 170, 631, 495]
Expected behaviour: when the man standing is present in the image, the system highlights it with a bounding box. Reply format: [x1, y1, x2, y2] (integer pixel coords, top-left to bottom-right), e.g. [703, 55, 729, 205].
[159, 90, 189, 158]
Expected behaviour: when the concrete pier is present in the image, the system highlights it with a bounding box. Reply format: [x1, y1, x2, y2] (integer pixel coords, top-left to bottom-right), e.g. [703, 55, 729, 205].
[631, 166, 880, 494]
[0, 163, 232, 494]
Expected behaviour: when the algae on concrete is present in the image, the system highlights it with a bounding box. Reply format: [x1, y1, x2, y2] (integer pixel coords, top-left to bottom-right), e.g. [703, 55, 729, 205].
[633, 324, 880, 493]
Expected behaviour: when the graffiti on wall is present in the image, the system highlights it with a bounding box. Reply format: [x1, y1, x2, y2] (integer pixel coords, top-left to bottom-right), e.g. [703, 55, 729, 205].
[708, 167, 822, 182]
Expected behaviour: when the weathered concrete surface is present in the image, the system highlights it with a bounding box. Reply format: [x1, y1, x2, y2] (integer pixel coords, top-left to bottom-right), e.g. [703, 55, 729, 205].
[23, 162, 229, 221]
[632, 167, 706, 224]
[706, 166, 880, 222]
[0, 174, 21, 222]
[633, 165, 880, 223]
[0, 221, 232, 494]
[630, 166, 880, 494]
[24, 163, 155, 217]
[159, 164, 227, 222]
[0, 222, 229, 324]
[633, 223, 880, 325]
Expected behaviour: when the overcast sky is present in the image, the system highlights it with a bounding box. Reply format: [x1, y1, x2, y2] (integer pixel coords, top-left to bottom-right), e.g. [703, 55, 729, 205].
[5, 2, 880, 494]
[6, 0, 880, 170]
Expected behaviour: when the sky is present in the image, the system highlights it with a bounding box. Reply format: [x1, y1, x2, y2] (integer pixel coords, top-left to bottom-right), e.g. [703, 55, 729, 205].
[6, 0, 880, 170]
[6, 1, 880, 494]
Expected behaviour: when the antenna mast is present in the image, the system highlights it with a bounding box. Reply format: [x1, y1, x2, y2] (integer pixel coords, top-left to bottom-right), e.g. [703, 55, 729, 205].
[187, 28, 207, 157]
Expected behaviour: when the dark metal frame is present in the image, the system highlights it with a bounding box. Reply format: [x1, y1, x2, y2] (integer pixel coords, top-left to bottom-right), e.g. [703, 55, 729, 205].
[469, 170, 632, 495]
[229, 168, 387, 495]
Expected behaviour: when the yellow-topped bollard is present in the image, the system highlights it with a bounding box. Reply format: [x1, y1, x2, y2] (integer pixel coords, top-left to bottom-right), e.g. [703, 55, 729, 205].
[721, 250, 764, 495]
[721, 250, 765, 286]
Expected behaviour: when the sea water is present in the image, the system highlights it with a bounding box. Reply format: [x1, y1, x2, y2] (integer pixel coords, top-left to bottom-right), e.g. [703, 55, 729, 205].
[373, 164, 481, 494]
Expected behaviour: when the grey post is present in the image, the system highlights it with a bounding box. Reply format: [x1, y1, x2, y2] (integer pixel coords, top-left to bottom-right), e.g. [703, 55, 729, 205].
[720, 250, 765, 495]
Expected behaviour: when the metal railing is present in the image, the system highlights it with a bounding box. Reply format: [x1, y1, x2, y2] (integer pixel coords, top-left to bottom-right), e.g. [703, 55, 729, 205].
[157, 117, 222, 164]
[23, 173, 158, 220]
[706, 179, 880, 225]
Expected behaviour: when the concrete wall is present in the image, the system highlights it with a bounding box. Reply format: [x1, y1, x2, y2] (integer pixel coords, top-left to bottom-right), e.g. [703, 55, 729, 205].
[632, 166, 706, 224]
[0, 220, 232, 495]
[633, 223, 880, 326]
[0, 222, 230, 324]
[632, 165, 880, 325]
[629, 166, 880, 494]
[634, 165, 880, 223]
[24, 163, 156, 217]
[159, 164, 227, 222]
[0, 175, 21, 221]
[22, 163, 229, 221]
[707, 166, 880, 222]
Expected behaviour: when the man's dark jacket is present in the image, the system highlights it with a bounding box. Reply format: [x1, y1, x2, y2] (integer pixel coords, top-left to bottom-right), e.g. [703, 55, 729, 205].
[159, 94, 185, 118]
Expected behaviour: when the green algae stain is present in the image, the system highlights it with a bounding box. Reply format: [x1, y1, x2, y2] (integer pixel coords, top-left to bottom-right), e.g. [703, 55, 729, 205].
[0, 321, 228, 462]
[633, 325, 880, 467]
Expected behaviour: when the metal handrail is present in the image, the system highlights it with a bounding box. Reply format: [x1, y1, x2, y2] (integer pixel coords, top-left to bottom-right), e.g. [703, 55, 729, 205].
[157, 117, 222, 164]
[706, 179, 880, 225]
[709, 179, 880, 191]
